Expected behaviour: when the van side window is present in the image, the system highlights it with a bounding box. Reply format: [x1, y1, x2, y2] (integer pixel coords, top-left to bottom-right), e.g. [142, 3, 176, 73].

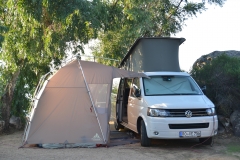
[130, 78, 141, 97]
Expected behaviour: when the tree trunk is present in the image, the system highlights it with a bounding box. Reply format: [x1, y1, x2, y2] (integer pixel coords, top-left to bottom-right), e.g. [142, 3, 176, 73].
[1, 93, 11, 131]
[1, 70, 20, 132]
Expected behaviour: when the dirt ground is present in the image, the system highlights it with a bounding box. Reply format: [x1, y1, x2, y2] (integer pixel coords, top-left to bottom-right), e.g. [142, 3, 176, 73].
[1, 126, 240, 160]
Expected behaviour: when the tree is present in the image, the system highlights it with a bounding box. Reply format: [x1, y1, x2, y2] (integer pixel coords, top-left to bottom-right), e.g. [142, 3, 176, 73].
[0, 0, 106, 131]
[92, 0, 226, 66]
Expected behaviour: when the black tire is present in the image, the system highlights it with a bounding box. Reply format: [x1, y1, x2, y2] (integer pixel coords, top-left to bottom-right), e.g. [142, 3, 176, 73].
[141, 120, 151, 147]
[114, 121, 124, 131]
[199, 137, 213, 145]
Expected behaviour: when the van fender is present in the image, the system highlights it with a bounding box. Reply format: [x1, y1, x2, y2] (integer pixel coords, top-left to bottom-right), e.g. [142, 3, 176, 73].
[137, 113, 149, 136]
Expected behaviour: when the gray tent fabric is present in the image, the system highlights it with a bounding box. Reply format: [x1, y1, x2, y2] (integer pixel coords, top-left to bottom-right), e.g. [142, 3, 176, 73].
[22, 60, 147, 147]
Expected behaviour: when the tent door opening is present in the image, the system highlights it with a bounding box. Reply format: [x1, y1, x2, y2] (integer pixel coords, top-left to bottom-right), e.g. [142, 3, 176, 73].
[116, 78, 132, 123]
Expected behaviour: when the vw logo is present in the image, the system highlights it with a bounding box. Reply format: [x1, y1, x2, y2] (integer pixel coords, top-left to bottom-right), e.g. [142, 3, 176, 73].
[185, 110, 192, 118]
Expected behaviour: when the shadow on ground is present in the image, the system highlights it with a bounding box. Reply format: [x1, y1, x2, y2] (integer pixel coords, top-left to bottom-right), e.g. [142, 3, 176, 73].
[109, 123, 205, 149]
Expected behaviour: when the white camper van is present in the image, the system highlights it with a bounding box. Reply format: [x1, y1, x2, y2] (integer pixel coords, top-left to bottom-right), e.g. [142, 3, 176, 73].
[113, 37, 218, 146]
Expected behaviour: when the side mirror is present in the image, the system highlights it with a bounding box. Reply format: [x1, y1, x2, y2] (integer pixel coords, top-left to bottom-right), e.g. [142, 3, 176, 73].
[201, 85, 206, 94]
[134, 89, 141, 98]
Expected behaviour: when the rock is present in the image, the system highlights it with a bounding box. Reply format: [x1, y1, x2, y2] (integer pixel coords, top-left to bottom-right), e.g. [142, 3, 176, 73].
[230, 111, 240, 137]
[9, 115, 22, 129]
[233, 124, 240, 137]
[230, 110, 240, 127]
[193, 50, 240, 69]
[218, 114, 230, 133]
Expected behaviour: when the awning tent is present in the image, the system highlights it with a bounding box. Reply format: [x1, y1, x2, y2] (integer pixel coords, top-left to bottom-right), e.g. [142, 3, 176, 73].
[22, 59, 147, 147]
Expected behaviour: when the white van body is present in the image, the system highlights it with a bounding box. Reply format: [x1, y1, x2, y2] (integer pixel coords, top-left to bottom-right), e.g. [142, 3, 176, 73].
[113, 37, 218, 146]
[114, 71, 218, 146]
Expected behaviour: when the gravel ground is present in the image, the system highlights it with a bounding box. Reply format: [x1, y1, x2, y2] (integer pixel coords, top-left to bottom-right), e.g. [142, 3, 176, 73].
[0, 129, 240, 160]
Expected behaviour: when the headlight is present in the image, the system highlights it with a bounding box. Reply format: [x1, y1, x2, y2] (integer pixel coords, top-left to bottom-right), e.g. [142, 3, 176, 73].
[206, 108, 216, 116]
[147, 108, 169, 117]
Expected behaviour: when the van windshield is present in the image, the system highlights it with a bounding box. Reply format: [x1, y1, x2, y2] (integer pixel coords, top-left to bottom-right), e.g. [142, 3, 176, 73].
[143, 75, 202, 96]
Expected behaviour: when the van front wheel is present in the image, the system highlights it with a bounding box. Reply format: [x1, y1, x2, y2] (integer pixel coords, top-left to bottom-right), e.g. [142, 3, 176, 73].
[141, 120, 151, 147]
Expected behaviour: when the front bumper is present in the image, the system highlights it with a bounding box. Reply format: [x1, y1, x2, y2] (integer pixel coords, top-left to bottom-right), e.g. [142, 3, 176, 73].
[145, 115, 218, 139]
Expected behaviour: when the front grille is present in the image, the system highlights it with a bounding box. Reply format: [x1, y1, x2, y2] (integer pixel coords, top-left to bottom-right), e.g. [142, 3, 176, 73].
[167, 109, 208, 117]
[169, 123, 209, 129]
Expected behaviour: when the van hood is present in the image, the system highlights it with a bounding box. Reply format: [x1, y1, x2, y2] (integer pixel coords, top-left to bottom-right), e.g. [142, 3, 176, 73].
[143, 95, 214, 109]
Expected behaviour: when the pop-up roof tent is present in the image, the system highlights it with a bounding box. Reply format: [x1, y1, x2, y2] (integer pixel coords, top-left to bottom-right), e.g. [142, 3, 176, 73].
[119, 37, 185, 72]
[22, 59, 147, 148]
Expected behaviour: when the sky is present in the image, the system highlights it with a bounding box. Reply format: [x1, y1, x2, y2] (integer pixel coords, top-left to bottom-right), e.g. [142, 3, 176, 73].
[175, 0, 240, 72]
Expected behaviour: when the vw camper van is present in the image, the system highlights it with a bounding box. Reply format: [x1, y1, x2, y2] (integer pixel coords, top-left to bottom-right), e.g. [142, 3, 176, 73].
[113, 37, 218, 146]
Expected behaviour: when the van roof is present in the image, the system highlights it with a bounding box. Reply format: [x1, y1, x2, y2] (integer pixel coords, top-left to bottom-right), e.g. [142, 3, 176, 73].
[119, 37, 185, 68]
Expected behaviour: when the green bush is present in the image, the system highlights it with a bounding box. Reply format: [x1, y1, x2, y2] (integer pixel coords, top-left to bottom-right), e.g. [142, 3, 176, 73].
[112, 86, 118, 94]
[190, 54, 240, 117]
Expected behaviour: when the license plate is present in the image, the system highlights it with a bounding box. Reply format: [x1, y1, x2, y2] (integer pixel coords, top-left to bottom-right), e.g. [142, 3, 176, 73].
[179, 131, 201, 137]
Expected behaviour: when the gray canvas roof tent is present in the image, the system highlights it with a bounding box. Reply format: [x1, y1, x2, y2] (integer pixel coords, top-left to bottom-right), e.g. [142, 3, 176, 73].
[119, 37, 185, 72]
[22, 59, 147, 147]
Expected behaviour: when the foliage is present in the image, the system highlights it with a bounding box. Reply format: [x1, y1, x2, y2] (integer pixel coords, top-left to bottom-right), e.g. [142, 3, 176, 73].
[190, 54, 240, 117]
[0, 0, 106, 128]
[112, 86, 118, 94]
[92, 0, 226, 66]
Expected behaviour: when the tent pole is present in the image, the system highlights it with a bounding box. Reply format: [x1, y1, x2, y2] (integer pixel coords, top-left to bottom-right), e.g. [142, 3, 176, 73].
[22, 72, 51, 146]
[77, 59, 106, 144]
